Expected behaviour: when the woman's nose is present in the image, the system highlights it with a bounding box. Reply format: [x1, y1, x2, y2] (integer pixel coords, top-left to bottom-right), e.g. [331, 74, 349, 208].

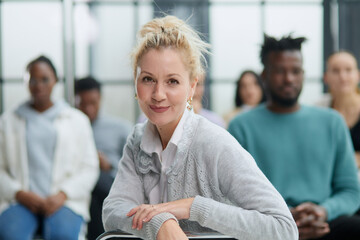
[152, 83, 166, 101]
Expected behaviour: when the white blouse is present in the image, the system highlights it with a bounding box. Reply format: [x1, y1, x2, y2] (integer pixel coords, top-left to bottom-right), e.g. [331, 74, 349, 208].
[140, 108, 189, 204]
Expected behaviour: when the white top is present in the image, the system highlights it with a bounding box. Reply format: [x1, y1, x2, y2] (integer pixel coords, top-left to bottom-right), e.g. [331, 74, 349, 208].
[141, 108, 189, 203]
[0, 102, 99, 220]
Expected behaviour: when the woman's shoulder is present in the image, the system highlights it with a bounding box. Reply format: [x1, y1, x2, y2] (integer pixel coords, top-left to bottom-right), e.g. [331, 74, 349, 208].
[185, 114, 253, 169]
[195, 114, 224, 133]
[191, 114, 241, 151]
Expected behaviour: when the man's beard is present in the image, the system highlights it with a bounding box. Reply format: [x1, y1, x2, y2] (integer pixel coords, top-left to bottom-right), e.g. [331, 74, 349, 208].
[269, 90, 301, 108]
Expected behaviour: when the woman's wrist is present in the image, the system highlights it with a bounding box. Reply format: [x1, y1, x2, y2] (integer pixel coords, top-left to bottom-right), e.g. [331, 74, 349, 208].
[157, 219, 186, 240]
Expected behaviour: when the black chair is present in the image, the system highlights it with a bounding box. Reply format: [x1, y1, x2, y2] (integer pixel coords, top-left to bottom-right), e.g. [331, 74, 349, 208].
[96, 230, 236, 240]
[96, 231, 141, 240]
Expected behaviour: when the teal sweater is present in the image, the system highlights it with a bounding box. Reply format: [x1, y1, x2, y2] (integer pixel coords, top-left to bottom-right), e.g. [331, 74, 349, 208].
[228, 104, 360, 221]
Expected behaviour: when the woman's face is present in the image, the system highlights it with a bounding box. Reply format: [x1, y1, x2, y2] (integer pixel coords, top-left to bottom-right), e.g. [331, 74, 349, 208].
[28, 62, 57, 104]
[325, 53, 360, 95]
[239, 73, 263, 106]
[136, 48, 196, 130]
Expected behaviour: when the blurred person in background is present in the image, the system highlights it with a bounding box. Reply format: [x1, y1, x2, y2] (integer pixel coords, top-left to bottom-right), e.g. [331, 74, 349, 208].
[0, 55, 99, 240]
[223, 70, 266, 126]
[317, 51, 360, 169]
[75, 76, 132, 240]
[229, 35, 360, 240]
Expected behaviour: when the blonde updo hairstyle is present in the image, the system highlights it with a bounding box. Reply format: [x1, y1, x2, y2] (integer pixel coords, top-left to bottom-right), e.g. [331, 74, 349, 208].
[131, 15, 210, 82]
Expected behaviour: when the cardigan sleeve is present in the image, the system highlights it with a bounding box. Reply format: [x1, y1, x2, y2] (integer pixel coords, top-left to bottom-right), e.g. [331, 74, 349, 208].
[188, 132, 298, 240]
[102, 129, 177, 240]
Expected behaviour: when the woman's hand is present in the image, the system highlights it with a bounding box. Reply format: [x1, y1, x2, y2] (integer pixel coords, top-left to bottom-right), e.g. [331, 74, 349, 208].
[43, 191, 67, 216]
[15, 190, 45, 214]
[156, 219, 188, 240]
[127, 198, 195, 230]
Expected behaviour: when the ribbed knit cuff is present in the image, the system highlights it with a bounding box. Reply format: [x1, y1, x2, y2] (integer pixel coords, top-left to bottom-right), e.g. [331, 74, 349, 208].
[146, 212, 178, 240]
[189, 195, 212, 225]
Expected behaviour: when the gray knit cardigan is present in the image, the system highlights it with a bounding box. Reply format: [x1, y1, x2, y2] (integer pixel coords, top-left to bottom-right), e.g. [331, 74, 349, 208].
[103, 111, 298, 240]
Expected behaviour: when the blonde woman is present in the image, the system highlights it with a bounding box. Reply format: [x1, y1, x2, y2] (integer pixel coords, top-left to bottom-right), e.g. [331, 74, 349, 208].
[103, 16, 297, 240]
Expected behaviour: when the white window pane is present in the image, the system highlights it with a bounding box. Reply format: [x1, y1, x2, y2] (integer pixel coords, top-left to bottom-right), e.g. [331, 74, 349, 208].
[210, 5, 262, 80]
[74, 3, 98, 77]
[2, 2, 63, 79]
[91, 5, 136, 80]
[101, 85, 137, 123]
[138, 3, 153, 29]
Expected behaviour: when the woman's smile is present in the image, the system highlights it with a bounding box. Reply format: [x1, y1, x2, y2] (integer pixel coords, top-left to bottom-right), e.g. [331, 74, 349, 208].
[149, 105, 170, 113]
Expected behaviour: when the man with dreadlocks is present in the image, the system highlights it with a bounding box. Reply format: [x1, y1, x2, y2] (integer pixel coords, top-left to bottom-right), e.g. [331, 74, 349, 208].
[229, 34, 360, 240]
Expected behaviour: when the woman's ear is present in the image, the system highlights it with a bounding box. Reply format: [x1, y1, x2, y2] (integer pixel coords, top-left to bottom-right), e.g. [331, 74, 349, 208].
[190, 77, 199, 98]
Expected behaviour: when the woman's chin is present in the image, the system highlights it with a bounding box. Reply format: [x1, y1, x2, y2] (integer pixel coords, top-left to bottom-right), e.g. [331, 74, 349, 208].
[147, 118, 169, 127]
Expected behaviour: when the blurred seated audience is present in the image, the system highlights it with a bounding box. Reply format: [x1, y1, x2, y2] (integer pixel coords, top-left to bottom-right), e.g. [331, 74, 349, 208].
[75, 76, 132, 240]
[229, 34, 360, 240]
[137, 76, 226, 128]
[0, 55, 99, 240]
[316, 51, 360, 169]
[223, 70, 266, 126]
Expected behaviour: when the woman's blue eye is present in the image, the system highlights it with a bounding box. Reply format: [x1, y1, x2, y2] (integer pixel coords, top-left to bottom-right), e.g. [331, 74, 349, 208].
[142, 77, 154, 83]
[169, 79, 179, 85]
